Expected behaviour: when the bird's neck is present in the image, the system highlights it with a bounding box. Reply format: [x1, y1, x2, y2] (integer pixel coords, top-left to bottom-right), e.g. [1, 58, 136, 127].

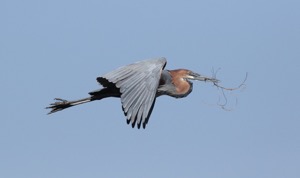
[157, 70, 193, 98]
[172, 77, 193, 98]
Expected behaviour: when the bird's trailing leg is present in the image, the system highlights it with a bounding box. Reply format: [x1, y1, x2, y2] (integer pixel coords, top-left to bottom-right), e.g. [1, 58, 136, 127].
[46, 97, 92, 114]
[46, 86, 121, 115]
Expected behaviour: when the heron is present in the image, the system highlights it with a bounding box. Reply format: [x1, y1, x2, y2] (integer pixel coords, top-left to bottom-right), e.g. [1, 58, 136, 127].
[46, 57, 219, 129]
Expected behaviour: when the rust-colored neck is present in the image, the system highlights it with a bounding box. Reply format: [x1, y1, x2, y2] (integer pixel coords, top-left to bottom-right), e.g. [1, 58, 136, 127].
[168, 69, 193, 97]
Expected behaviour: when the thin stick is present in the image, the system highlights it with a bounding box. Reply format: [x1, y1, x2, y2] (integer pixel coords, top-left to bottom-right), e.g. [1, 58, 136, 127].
[213, 72, 248, 91]
[209, 70, 248, 111]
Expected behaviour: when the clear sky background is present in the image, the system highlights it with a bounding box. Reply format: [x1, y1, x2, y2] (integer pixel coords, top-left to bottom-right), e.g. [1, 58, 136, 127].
[1, 0, 300, 178]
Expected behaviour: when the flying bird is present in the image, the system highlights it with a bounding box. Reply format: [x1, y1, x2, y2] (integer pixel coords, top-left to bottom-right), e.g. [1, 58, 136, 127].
[46, 57, 219, 129]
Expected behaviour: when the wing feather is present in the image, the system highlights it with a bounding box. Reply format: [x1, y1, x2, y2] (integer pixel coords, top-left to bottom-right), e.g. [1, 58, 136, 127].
[123, 84, 145, 113]
[97, 57, 167, 128]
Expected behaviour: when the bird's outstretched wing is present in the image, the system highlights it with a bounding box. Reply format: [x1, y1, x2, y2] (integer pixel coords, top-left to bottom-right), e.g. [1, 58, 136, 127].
[96, 58, 167, 128]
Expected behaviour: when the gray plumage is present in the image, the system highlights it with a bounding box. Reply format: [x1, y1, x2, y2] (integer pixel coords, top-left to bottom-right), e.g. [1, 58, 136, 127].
[46, 57, 218, 129]
[97, 58, 167, 128]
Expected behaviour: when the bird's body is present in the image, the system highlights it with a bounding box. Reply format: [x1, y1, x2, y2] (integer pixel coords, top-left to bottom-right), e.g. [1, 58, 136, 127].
[47, 57, 218, 128]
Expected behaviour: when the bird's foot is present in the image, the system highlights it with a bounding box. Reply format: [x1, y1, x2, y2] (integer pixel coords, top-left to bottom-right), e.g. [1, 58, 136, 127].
[52, 98, 68, 104]
[46, 98, 71, 114]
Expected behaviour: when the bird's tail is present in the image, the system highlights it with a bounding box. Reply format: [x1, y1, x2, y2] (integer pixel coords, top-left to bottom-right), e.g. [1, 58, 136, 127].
[46, 97, 92, 114]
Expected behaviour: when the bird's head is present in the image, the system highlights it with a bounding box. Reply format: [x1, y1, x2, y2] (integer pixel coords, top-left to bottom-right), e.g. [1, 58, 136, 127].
[178, 69, 219, 83]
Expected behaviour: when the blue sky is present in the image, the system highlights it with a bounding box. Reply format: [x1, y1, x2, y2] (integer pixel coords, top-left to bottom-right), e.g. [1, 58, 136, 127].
[1, 0, 300, 178]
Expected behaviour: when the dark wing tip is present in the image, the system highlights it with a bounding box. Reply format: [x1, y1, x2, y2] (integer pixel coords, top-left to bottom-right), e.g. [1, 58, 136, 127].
[137, 122, 142, 129]
[96, 77, 111, 87]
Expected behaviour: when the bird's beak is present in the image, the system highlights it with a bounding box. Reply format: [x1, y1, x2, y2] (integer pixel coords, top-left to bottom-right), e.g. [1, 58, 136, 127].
[189, 72, 219, 83]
